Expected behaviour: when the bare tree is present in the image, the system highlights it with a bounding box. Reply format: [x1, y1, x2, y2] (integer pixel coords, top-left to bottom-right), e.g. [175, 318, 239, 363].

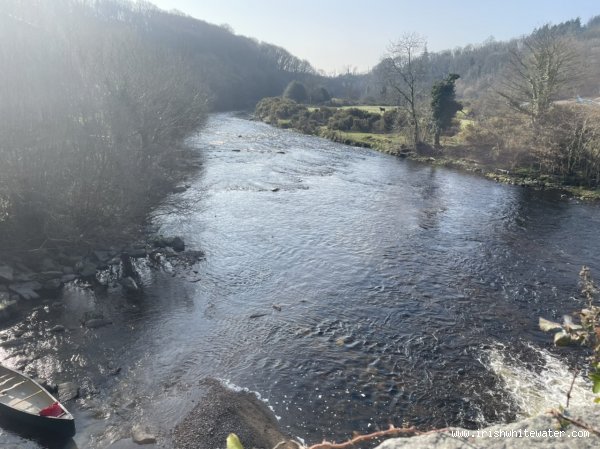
[498, 27, 578, 125]
[378, 33, 428, 147]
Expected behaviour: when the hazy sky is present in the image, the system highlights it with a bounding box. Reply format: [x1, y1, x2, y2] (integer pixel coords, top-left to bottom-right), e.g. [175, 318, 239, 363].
[148, 0, 599, 74]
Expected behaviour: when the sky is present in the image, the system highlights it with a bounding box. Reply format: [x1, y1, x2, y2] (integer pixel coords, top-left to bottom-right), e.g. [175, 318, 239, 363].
[148, 0, 600, 74]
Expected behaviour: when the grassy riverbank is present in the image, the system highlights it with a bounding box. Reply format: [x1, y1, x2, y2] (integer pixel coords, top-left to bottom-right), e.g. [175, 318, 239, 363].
[255, 97, 600, 201]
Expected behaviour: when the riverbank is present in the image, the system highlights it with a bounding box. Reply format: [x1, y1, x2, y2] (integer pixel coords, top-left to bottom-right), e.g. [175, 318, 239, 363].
[174, 378, 293, 449]
[254, 99, 600, 201]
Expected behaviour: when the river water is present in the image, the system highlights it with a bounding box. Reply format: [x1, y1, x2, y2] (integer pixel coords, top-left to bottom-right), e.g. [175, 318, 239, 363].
[1, 113, 600, 448]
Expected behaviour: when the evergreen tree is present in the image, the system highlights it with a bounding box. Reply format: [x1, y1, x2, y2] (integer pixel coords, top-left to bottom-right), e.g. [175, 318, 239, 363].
[283, 80, 308, 103]
[430, 73, 462, 147]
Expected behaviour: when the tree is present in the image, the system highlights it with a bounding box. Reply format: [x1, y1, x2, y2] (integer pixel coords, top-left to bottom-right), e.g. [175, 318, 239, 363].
[283, 80, 308, 103]
[310, 86, 331, 104]
[430, 74, 463, 146]
[378, 33, 428, 147]
[498, 27, 578, 125]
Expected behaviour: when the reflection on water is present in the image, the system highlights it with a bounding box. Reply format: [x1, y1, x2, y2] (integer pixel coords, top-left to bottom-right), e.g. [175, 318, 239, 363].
[2, 113, 600, 447]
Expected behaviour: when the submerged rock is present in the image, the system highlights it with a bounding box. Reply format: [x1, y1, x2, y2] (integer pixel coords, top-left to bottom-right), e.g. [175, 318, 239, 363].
[57, 382, 79, 402]
[120, 276, 140, 293]
[84, 318, 113, 329]
[9, 282, 41, 300]
[0, 265, 14, 283]
[79, 262, 98, 279]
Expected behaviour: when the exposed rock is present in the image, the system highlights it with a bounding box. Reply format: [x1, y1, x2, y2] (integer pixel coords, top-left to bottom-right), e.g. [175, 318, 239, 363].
[0, 265, 14, 283]
[374, 406, 600, 449]
[132, 425, 157, 445]
[153, 236, 185, 252]
[120, 254, 139, 279]
[271, 187, 280, 192]
[128, 248, 148, 259]
[173, 378, 292, 449]
[57, 382, 79, 402]
[120, 276, 140, 293]
[172, 185, 188, 194]
[0, 299, 18, 316]
[169, 237, 185, 252]
[9, 282, 42, 300]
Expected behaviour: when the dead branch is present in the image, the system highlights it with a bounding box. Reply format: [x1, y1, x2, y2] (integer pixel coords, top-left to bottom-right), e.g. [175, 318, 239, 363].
[550, 409, 600, 437]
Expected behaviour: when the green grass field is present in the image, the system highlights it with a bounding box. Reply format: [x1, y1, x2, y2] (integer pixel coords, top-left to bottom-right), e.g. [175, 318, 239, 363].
[306, 105, 397, 114]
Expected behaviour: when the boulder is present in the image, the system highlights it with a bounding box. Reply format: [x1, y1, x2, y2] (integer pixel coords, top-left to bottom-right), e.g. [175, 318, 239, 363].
[128, 248, 147, 259]
[374, 406, 600, 449]
[168, 237, 185, 252]
[132, 425, 157, 445]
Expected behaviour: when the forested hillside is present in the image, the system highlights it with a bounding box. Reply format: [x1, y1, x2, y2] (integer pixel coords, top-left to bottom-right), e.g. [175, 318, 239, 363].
[0, 0, 314, 251]
[356, 17, 600, 103]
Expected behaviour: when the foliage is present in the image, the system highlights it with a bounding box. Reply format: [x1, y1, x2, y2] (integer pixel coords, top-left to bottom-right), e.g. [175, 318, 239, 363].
[227, 433, 244, 449]
[255, 97, 402, 137]
[283, 81, 309, 103]
[540, 267, 600, 401]
[430, 74, 463, 146]
[327, 108, 382, 132]
[310, 86, 332, 104]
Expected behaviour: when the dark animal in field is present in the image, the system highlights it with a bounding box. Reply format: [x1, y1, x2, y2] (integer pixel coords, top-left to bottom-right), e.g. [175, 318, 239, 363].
[379, 107, 386, 113]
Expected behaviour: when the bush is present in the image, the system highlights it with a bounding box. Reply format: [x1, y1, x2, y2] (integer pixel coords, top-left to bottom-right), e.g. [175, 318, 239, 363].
[327, 108, 382, 133]
[283, 80, 308, 103]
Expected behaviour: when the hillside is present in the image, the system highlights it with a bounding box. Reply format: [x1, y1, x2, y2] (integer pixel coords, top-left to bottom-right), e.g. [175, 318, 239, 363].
[0, 0, 315, 251]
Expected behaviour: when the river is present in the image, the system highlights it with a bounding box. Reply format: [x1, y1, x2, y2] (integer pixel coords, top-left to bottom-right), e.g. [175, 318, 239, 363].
[1, 113, 600, 448]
